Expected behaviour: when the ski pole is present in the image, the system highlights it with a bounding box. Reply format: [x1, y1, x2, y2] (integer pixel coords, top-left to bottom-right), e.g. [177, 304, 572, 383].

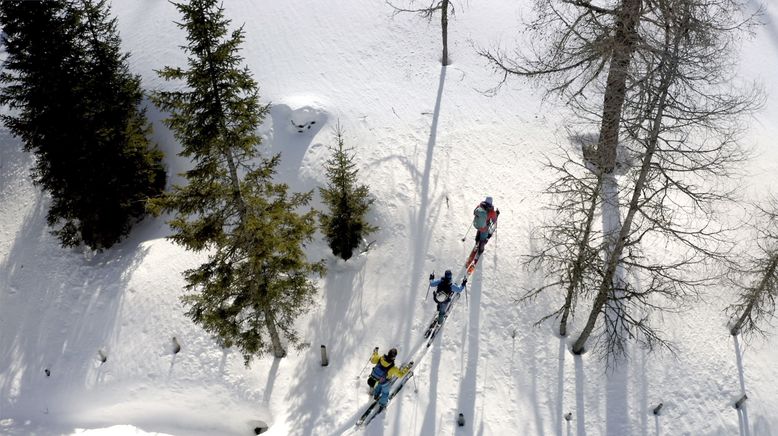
[425, 272, 434, 301]
[461, 226, 472, 242]
[357, 347, 378, 379]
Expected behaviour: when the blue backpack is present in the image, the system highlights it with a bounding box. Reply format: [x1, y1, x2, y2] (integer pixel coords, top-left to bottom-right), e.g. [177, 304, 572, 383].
[473, 205, 488, 230]
[370, 358, 394, 383]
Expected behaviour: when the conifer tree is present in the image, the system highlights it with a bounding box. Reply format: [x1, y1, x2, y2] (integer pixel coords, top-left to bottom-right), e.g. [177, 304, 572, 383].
[150, 0, 325, 361]
[319, 123, 376, 261]
[0, 0, 165, 250]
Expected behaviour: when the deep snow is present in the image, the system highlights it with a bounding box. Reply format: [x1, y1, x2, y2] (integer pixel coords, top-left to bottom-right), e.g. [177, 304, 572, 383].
[2, 1, 778, 435]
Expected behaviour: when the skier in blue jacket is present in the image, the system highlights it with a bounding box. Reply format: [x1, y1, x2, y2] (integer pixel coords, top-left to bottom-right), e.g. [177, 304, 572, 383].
[429, 270, 467, 322]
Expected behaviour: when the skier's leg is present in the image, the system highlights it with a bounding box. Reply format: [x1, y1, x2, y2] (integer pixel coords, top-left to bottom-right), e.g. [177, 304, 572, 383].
[378, 382, 390, 406]
[438, 301, 448, 322]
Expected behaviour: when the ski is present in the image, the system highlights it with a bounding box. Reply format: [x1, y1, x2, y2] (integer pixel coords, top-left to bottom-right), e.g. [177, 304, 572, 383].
[361, 404, 385, 427]
[426, 293, 460, 347]
[356, 397, 384, 427]
[463, 245, 478, 270]
[355, 361, 414, 428]
[423, 314, 439, 338]
[465, 250, 482, 275]
[356, 400, 380, 426]
[465, 222, 498, 275]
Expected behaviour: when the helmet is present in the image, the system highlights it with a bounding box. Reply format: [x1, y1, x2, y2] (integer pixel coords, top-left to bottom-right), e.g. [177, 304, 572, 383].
[387, 348, 398, 360]
[485, 196, 493, 206]
[444, 270, 452, 280]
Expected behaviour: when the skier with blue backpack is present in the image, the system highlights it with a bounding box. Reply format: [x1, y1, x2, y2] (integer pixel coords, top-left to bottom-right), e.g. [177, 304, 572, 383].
[473, 196, 499, 254]
[429, 270, 467, 323]
[367, 347, 411, 407]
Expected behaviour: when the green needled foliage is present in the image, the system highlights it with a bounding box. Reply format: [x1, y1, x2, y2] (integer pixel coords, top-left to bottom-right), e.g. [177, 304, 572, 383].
[0, 0, 166, 250]
[151, 0, 325, 362]
[319, 123, 377, 261]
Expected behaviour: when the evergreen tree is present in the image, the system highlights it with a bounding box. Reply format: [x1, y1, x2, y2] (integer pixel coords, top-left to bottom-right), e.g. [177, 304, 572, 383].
[319, 123, 376, 261]
[150, 0, 325, 361]
[0, 0, 166, 250]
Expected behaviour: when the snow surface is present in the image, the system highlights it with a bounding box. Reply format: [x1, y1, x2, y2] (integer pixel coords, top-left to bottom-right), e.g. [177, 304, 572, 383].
[2, 0, 778, 435]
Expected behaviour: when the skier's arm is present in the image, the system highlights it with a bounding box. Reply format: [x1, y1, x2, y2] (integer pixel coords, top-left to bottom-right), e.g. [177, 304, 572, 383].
[388, 365, 408, 379]
[429, 278, 442, 287]
[370, 349, 380, 364]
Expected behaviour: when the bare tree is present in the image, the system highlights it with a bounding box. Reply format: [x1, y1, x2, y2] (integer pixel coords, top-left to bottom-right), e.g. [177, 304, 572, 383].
[522, 145, 605, 337]
[485, 0, 761, 361]
[726, 199, 778, 338]
[387, 0, 454, 65]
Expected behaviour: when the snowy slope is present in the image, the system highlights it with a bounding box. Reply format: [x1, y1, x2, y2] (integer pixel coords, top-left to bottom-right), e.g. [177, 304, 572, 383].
[2, 1, 778, 435]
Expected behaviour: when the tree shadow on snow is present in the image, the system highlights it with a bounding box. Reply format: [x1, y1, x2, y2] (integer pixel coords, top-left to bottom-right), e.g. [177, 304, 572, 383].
[389, 65, 449, 431]
[0, 139, 150, 434]
[455, 262, 483, 436]
[284, 257, 368, 435]
[419, 333, 445, 435]
[574, 355, 588, 436]
[733, 335, 751, 436]
[518, 227, 567, 435]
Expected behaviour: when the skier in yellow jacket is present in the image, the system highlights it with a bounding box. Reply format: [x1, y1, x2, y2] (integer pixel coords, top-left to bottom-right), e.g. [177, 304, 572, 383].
[366, 347, 409, 407]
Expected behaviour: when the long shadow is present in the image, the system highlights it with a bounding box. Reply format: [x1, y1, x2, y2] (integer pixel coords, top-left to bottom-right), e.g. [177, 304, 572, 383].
[394, 64, 448, 429]
[556, 337, 566, 436]
[574, 355, 588, 436]
[639, 346, 649, 436]
[286, 257, 367, 435]
[455, 259, 482, 435]
[733, 335, 751, 436]
[262, 358, 281, 408]
[419, 337, 444, 435]
[521, 228, 559, 435]
[523, 303, 546, 436]
[0, 140, 149, 434]
[605, 356, 629, 435]
[631, 273, 650, 436]
[738, 409, 749, 436]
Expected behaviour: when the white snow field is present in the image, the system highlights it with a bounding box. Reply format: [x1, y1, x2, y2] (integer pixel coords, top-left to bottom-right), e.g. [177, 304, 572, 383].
[2, 1, 778, 435]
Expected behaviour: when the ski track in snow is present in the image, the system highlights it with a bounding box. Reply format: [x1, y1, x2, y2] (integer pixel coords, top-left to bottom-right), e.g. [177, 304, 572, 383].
[2, 0, 778, 435]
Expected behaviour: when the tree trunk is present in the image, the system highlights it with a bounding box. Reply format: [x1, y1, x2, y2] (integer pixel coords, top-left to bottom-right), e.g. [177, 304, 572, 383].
[264, 307, 286, 358]
[596, 0, 641, 173]
[441, 0, 449, 65]
[593, 0, 642, 350]
[602, 172, 628, 345]
[560, 177, 602, 337]
[730, 300, 756, 336]
[730, 254, 778, 335]
[203, 44, 247, 218]
[572, 4, 681, 355]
